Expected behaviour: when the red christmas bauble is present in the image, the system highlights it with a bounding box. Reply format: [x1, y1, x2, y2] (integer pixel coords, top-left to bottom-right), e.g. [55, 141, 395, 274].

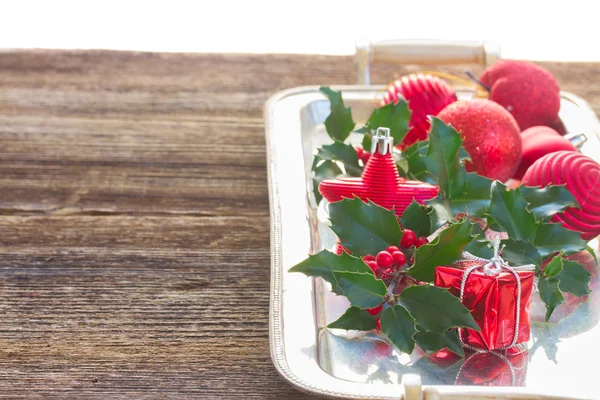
[382, 73, 457, 149]
[522, 151, 600, 240]
[480, 60, 560, 130]
[513, 126, 576, 179]
[437, 99, 522, 182]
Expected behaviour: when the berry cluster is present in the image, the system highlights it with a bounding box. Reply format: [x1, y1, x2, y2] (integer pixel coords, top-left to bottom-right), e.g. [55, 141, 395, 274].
[355, 146, 371, 165]
[360, 229, 429, 326]
[362, 229, 429, 278]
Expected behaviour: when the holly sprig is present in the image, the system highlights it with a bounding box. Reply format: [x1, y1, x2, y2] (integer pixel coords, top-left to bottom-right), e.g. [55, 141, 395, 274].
[291, 198, 480, 356]
[300, 87, 593, 357]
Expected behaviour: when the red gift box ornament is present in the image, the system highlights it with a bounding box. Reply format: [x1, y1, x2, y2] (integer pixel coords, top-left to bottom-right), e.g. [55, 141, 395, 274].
[435, 236, 536, 351]
[319, 127, 439, 217]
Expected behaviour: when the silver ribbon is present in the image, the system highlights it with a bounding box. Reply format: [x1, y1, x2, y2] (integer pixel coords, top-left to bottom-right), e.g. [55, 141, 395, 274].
[454, 236, 535, 350]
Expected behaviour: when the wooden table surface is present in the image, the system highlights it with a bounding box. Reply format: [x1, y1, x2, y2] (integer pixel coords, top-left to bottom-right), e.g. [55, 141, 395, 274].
[0, 51, 599, 398]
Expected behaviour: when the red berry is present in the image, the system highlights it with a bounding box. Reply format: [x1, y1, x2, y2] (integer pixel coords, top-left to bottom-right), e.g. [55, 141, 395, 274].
[367, 304, 382, 316]
[391, 251, 406, 266]
[362, 254, 375, 262]
[386, 246, 400, 254]
[366, 261, 378, 273]
[376, 317, 381, 331]
[400, 229, 417, 248]
[415, 237, 429, 248]
[376, 251, 393, 268]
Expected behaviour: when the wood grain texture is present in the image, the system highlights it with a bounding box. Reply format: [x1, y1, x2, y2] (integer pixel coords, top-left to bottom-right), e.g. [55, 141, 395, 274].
[0, 50, 599, 398]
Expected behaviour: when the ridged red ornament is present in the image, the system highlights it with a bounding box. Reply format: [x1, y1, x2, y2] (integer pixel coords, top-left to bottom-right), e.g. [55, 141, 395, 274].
[382, 73, 457, 149]
[522, 151, 600, 240]
[319, 128, 439, 217]
[513, 126, 576, 180]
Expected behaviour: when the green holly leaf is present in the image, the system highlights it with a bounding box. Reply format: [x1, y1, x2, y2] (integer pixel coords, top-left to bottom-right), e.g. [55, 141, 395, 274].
[364, 99, 411, 146]
[333, 271, 387, 309]
[488, 182, 539, 241]
[289, 250, 373, 295]
[312, 159, 343, 204]
[329, 197, 403, 256]
[393, 151, 410, 177]
[539, 276, 564, 322]
[327, 306, 379, 331]
[521, 184, 579, 221]
[446, 173, 494, 217]
[400, 200, 431, 238]
[586, 245, 598, 264]
[397, 285, 480, 333]
[408, 219, 475, 282]
[320, 87, 355, 142]
[471, 221, 485, 236]
[428, 173, 493, 224]
[543, 252, 564, 277]
[533, 222, 587, 257]
[424, 117, 465, 198]
[403, 141, 433, 182]
[459, 146, 472, 163]
[361, 133, 372, 151]
[427, 194, 456, 229]
[414, 328, 464, 357]
[500, 238, 542, 268]
[557, 259, 591, 297]
[316, 141, 361, 176]
[380, 305, 417, 354]
[464, 236, 494, 259]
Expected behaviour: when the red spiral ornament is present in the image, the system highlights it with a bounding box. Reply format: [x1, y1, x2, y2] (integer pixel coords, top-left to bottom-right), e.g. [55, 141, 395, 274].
[522, 151, 600, 240]
[382, 73, 457, 149]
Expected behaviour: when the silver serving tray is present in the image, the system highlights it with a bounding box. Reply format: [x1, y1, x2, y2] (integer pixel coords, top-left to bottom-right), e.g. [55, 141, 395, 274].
[266, 85, 600, 399]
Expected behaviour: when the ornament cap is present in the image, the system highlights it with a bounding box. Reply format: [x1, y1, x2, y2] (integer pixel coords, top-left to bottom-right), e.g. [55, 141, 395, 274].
[371, 127, 393, 155]
[568, 133, 588, 149]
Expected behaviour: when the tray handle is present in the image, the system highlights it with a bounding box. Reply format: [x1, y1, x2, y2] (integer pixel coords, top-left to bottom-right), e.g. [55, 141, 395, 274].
[355, 38, 501, 85]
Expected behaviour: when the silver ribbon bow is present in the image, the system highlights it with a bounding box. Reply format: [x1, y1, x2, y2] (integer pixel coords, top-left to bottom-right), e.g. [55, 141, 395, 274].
[454, 236, 536, 350]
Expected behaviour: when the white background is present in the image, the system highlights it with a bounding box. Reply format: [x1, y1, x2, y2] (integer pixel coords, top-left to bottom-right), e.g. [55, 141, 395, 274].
[1, 0, 598, 61]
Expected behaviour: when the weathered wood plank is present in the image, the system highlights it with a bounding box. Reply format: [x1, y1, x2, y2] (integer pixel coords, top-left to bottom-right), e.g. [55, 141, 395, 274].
[0, 116, 267, 216]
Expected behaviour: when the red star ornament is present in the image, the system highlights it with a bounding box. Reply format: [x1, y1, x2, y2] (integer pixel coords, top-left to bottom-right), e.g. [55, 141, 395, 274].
[319, 127, 439, 217]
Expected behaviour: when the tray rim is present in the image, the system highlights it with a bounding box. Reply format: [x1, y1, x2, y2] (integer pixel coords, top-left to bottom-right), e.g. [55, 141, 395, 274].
[265, 85, 597, 400]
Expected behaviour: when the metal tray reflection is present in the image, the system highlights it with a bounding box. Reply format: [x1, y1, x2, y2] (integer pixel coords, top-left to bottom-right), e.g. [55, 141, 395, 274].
[266, 85, 600, 399]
